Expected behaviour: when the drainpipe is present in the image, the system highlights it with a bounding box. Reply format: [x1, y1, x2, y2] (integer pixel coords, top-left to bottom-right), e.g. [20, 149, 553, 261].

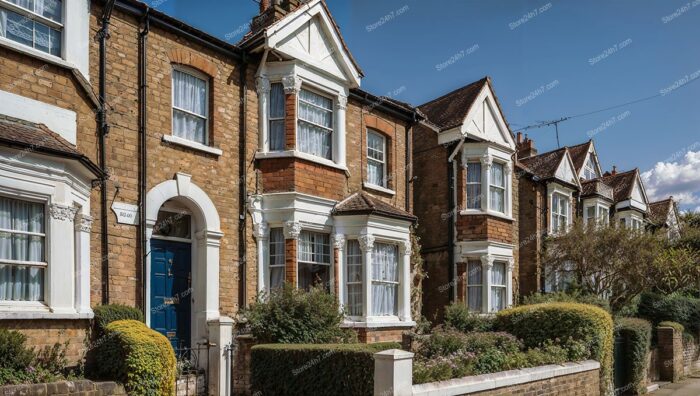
[98, 0, 116, 305]
[238, 55, 249, 309]
[405, 113, 416, 212]
[138, 11, 150, 316]
[446, 140, 464, 303]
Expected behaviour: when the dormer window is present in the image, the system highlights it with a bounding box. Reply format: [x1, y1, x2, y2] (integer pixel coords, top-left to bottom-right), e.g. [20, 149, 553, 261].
[298, 88, 333, 160]
[0, 0, 63, 57]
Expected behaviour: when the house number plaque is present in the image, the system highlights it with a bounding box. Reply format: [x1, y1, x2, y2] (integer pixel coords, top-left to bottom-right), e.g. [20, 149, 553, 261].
[111, 202, 139, 225]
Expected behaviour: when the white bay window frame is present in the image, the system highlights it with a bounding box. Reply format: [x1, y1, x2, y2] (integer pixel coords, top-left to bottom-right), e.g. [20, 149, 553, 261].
[548, 184, 573, 235]
[583, 198, 611, 227]
[463, 254, 514, 313]
[460, 147, 513, 219]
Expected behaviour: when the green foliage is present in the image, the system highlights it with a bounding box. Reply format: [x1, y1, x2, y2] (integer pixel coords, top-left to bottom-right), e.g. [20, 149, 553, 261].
[87, 320, 176, 396]
[0, 328, 34, 371]
[418, 327, 522, 359]
[615, 318, 652, 395]
[658, 321, 685, 333]
[495, 302, 614, 395]
[637, 292, 700, 336]
[652, 247, 700, 295]
[410, 226, 427, 320]
[251, 342, 399, 396]
[522, 291, 611, 312]
[93, 304, 144, 336]
[34, 341, 69, 376]
[242, 283, 354, 344]
[443, 302, 495, 332]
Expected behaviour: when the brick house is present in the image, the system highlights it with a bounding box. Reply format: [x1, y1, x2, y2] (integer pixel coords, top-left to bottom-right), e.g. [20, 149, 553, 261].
[648, 197, 681, 240]
[412, 77, 519, 321]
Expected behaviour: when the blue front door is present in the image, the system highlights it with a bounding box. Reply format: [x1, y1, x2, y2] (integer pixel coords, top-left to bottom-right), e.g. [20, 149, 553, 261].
[150, 239, 192, 350]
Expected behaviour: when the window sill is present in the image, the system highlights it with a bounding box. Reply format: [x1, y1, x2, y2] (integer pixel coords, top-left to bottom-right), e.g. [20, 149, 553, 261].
[255, 150, 349, 171]
[363, 182, 395, 196]
[341, 317, 416, 329]
[460, 209, 513, 221]
[0, 304, 94, 320]
[0, 37, 86, 79]
[162, 134, 222, 156]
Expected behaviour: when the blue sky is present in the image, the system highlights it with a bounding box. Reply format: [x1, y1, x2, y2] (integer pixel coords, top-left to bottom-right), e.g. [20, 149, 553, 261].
[146, 0, 700, 211]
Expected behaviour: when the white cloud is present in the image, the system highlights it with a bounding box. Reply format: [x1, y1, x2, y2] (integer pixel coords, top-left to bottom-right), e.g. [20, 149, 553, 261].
[641, 150, 700, 208]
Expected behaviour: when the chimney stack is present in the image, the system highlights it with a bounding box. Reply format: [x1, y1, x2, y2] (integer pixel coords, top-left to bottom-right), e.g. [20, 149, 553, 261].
[516, 135, 538, 159]
[259, 0, 271, 13]
[253, 0, 302, 33]
[611, 166, 617, 175]
[516, 132, 523, 144]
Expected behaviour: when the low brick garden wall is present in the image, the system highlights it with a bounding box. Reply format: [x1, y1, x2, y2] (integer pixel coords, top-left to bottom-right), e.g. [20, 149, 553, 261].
[232, 334, 257, 395]
[0, 380, 125, 396]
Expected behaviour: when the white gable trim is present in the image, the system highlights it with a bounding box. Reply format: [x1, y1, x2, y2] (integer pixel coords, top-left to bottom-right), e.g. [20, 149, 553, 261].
[578, 143, 603, 180]
[460, 85, 515, 150]
[265, 0, 361, 87]
[554, 152, 581, 189]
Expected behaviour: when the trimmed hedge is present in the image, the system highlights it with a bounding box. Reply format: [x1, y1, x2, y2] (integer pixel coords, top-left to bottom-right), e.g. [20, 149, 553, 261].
[496, 302, 614, 395]
[658, 321, 685, 333]
[444, 302, 494, 332]
[251, 342, 400, 396]
[615, 318, 652, 395]
[93, 304, 144, 336]
[87, 320, 176, 396]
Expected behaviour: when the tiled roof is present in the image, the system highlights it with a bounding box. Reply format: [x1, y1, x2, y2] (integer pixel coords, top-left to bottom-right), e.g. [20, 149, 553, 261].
[0, 114, 102, 176]
[599, 169, 638, 203]
[349, 88, 420, 119]
[567, 140, 592, 174]
[518, 147, 567, 180]
[417, 77, 488, 131]
[648, 198, 673, 225]
[332, 191, 416, 222]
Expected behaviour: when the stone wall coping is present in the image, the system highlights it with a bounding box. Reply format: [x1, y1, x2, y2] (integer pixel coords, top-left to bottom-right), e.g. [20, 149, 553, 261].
[411, 360, 600, 396]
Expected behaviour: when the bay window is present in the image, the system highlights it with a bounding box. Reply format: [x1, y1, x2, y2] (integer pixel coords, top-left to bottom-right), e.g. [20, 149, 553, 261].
[371, 243, 398, 316]
[0, 0, 62, 57]
[367, 130, 386, 187]
[298, 88, 333, 159]
[268, 228, 285, 289]
[489, 162, 506, 213]
[268, 83, 285, 151]
[490, 262, 507, 312]
[466, 162, 481, 209]
[599, 207, 609, 225]
[298, 231, 330, 291]
[466, 260, 482, 312]
[584, 205, 596, 225]
[172, 67, 209, 145]
[0, 196, 45, 302]
[551, 193, 569, 233]
[345, 240, 362, 317]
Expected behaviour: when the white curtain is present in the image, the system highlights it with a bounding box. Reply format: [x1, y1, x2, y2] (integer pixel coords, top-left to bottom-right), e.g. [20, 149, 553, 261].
[490, 163, 505, 212]
[371, 243, 398, 316]
[268, 228, 285, 289]
[367, 132, 385, 186]
[269, 83, 285, 151]
[297, 231, 330, 290]
[173, 69, 207, 144]
[298, 89, 332, 159]
[0, 9, 6, 39]
[0, 197, 44, 301]
[491, 262, 506, 311]
[466, 162, 481, 209]
[345, 240, 362, 316]
[467, 261, 482, 312]
[35, 0, 62, 23]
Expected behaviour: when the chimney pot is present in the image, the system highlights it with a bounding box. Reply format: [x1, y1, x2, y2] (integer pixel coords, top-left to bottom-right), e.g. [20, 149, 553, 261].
[260, 0, 271, 13]
[611, 166, 617, 175]
[516, 132, 523, 144]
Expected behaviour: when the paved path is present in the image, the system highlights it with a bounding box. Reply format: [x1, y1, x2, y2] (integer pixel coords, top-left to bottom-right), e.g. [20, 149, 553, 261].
[653, 373, 700, 395]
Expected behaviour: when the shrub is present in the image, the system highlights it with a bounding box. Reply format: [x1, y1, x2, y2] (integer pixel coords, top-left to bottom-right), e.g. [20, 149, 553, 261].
[93, 304, 144, 336]
[87, 320, 176, 396]
[0, 328, 35, 371]
[496, 302, 614, 395]
[251, 342, 399, 395]
[242, 283, 354, 344]
[638, 292, 700, 336]
[418, 327, 522, 359]
[615, 318, 652, 395]
[522, 291, 611, 312]
[658, 321, 685, 333]
[444, 302, 495, 332]
[34, 341, 69, 376]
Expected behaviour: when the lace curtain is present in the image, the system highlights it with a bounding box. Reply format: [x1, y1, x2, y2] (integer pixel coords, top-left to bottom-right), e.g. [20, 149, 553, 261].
[172, 69, 208, 144]
[346, 240, 362, 316]
[297, 231, 330, 290]
[367, 131, 385, 186]
[490, 262, 506, 311]
[466, 162, 481, 209]
[371, 243, 398, 316]
[467, 260, 482, 312]
[298, 89, 333, 159]
[268, 228, 285, 289]
[269, 83, 285, 151]
[0, 197, 45, 301]
[0, 3, 61, 56]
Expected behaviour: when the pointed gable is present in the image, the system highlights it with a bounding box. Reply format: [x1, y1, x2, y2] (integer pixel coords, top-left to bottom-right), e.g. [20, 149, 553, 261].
[554, 150, 579, 186]
[568, 140, 602, 180]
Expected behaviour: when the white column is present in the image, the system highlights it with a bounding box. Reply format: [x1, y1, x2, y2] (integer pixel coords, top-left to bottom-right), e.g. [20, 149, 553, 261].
[74, 213, 93, 314]
[359, 234, 375, 320]
[48, 204, 78, 314]
[336, 94, 348, 167]
[332, 234, 346, 303]
[399, 240, 412, 322]
[196, 230, 223, 322]
[480, 254, 494, 313]
[480, 153, 493, 212]
[373, 349, 414, 396]
[253, 222, 269, 294]
[255, 76, 270, 152]
[507, 257, 515, 308]
[207, 316, 234, 396]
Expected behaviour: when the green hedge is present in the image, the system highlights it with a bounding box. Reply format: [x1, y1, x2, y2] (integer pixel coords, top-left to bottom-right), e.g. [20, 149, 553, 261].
[615, 318, 652, 395]
[251, 342, 400, 396]
[443, 302, 494, 332]
[496, 302, 614, 395]
[93, 304, 144, 336]
[637, 292, 700, 336]
[87, 320, 176, 396]
[658, 321, 685, 333]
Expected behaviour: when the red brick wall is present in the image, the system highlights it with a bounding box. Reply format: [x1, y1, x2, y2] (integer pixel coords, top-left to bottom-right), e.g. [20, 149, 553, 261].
[259, 156, 347, 201]
[2, 320, 90, 365]
[517, 175, 546, 296]
[285, 238, 298, 286]
[355, 327, 405, 343]
[469, 369, 600, 396]
[456, 215, 514, 244]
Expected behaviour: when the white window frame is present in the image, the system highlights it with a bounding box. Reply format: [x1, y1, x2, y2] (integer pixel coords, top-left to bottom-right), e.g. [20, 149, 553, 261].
[366, 129, 387, 188]
[268, 82, 285, 152]
[549, 190, 571, 235]
[461, 253, 513, 314]
[489, 162, 506, 214]
[465, 161, 482, 210]
[583, 199, 611, 227]
[344, 239, 363, 319]
[268, 227, 285, 290]
[297, 230, 331, 290]
[370, 242, 400, 317]
[583, 155, 598, 180]
[490, 261, 507, 312]
[0, 0, 64, 58]
[171, 65, 210, 146]
[466, 260, 482, 313]
[460, 147, 513, 219]
[297, 86, 334, 160]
